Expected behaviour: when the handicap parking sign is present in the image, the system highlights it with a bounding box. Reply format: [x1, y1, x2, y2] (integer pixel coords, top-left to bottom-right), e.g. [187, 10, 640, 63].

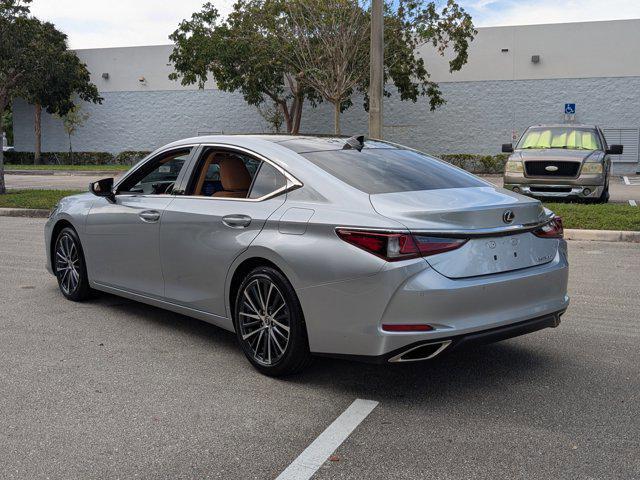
[564, 103, 576, 115]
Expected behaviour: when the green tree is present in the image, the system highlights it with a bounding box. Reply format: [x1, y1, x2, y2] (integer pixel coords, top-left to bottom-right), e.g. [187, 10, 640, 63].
[57, 104, 89, 164]
[0, 0, 34, 193]
[170, 0, 475, 137]
[25, 20, 102, 164]
[169, 1, 321, 134]
[281, 0, 476, 134]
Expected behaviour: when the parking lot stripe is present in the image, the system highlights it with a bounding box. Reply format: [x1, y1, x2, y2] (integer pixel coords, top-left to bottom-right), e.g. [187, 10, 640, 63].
[275, 399, 379, 480]
[629, 200, 638, 207]
[623, 176, 631, 185]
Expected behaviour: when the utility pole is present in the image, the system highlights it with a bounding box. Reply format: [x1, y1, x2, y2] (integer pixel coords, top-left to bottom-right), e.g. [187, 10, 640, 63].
[368, 0, 383, 139]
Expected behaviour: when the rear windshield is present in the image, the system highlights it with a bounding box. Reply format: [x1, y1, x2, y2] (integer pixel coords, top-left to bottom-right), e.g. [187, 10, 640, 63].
[517, 127, 601, 150]
[302, 148, 485, 194]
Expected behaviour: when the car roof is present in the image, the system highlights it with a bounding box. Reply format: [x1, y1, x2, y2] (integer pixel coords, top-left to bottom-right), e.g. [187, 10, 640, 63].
[165, 134, 397, 154]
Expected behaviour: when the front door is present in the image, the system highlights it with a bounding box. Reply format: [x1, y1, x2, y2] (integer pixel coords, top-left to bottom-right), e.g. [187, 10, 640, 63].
[160, 147, 290, 317]
[84, 147, 194, 297]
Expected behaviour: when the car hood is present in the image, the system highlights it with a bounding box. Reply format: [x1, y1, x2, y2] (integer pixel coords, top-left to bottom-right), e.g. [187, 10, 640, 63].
[513, 149, 602, 162]
[369, 186, 547, 231]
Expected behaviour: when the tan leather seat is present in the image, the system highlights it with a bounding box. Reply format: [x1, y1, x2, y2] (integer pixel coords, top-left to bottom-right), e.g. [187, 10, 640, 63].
[213, 156, 252, 198]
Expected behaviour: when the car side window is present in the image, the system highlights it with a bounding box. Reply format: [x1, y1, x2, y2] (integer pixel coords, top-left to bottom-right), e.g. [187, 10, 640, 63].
[118, 149, 191, 195]
[248, 162, 287, 199]
[189, 148, 261, 199]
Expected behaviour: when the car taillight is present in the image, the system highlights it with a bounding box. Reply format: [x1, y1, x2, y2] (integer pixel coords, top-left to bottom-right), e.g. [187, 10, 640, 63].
[533, 217, 563, 239]
[336, 229, 467, 262]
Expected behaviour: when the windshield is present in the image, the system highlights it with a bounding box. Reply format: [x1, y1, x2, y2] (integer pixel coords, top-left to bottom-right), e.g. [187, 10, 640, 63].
[517, 127, 601, 150]
[302, 148, 485, 194]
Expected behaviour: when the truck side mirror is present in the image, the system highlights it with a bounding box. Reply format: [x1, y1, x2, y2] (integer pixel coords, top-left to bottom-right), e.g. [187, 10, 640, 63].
[606, 144, 623, 155]
[502, 143, 514, 153]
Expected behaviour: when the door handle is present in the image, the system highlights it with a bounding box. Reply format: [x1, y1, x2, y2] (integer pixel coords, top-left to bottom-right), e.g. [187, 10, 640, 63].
[222, 214, 252, 228]
[139, 210, 161, 223]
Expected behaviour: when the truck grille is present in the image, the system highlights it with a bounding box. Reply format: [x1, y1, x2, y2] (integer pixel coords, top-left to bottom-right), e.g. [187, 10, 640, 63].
[525, 161, 580, 177]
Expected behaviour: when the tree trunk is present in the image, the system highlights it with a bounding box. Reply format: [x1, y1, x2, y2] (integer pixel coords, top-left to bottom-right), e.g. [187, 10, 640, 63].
[292, 95, 304, 135]
[0, 99, 6, 195]
[333, 102, 341, 136]
[68, 133, 73, 165]
[280, 101, 293, 134]
[34, 103, 42, 165]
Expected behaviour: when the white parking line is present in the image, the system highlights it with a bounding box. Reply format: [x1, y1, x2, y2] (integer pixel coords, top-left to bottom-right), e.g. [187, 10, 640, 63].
[276, 399, 379, 480]
[629, 200, 638, 207]
[623, 176, 630, 185]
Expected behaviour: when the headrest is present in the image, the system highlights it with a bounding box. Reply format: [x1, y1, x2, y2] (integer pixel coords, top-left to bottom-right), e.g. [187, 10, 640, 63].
[218, 156, 251, 191]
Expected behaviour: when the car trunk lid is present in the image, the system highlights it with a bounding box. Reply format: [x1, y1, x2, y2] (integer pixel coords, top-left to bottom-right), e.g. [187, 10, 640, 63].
[370, 186, 558, 278]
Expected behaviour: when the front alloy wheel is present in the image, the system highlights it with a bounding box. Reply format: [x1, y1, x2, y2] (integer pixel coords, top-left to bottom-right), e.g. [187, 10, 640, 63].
[234, 267, 311, 376]
[54, 227, 92, 301]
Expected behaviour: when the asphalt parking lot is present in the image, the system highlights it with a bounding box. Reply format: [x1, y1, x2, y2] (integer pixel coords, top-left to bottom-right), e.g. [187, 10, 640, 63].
[1, 217, 639, 479]
[5, 172, 640, 205]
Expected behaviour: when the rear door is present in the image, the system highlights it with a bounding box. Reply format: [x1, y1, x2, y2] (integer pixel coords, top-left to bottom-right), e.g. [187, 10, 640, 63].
[85, 147, 194, 297]
[160, 146, 293, 317]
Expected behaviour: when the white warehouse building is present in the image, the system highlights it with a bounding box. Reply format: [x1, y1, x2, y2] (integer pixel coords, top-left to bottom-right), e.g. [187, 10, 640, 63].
[12, 18, 640, 173]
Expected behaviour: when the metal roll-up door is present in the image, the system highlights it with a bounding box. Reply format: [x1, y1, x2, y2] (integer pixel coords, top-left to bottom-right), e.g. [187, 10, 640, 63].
[603, 128, 640, 165]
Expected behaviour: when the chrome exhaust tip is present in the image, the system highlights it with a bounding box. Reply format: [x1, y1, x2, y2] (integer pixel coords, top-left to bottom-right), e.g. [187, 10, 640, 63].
[388, 340, 452, 363]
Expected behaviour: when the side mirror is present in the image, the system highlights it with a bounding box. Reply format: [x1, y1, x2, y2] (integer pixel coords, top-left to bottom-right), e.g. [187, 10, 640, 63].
[90, 177, 115, 202]
[502, 143, 514, 153]
[606, 144, 623, 155]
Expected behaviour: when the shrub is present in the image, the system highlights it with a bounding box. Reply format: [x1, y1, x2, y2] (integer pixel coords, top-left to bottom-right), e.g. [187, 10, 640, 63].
[439, 153, 508, 174]
[114, 151, 151, 165]
[4, 151, 114, 165]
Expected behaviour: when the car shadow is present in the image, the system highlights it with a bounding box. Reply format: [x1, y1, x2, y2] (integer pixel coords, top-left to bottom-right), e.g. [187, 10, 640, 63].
[84, 291, 562, 402]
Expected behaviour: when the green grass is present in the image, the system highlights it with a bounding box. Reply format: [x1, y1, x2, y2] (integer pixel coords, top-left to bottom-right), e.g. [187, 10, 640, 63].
[4, 164, 129, 171]
[0, 190, 637, 231]
[544, 202, 640, 231]
[0, 190, 83, 210]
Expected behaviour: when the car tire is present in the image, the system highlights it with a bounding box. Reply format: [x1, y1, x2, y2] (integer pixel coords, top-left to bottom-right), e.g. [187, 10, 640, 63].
[233, 266, 312, 376]
[53, 227, 92, 302]
[596, 183, 610, 204]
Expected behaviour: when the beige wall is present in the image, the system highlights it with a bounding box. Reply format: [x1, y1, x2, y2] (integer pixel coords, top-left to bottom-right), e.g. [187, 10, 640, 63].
[419, 19, 640, 82]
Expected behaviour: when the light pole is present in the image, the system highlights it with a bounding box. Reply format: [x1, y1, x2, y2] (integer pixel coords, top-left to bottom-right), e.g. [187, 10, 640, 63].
[368, 0, 383, 140]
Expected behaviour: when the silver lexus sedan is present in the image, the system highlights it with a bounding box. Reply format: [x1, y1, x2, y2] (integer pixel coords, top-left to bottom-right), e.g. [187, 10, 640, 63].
[45, 135, 569, 376]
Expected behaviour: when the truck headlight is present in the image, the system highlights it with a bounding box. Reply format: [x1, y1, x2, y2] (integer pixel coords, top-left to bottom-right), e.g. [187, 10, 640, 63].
[505, 161, 524, 173]
[581, 163, 603, 174]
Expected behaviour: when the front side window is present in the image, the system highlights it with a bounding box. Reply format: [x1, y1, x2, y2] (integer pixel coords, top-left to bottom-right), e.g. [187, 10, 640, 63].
[118, 149, 191, 195]
[517, 127, 602, 150]
[302, 148, 485, 195]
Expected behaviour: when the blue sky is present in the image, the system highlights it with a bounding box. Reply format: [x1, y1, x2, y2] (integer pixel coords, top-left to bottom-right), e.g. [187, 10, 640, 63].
[28, 0, 640, 49]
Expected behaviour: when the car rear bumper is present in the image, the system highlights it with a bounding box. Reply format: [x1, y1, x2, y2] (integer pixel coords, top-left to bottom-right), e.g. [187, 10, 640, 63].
[299, 244, 569, 359]
[321, 310, 565, 364]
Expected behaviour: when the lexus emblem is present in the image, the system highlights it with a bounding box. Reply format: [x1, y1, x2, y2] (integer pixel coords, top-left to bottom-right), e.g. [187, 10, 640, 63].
[503, 210, 515, 224]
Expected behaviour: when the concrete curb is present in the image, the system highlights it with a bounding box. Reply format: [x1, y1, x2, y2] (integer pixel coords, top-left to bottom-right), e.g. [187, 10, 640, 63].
[1, 208, 639, 242]
[0, 207, 50, 218]
[564, 228, 640, 243]
[5, 169, 123, 176]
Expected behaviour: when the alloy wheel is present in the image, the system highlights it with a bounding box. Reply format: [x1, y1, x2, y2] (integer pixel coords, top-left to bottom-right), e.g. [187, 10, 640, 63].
[238, 277, 291, 366]
[55, 233, 81, 295]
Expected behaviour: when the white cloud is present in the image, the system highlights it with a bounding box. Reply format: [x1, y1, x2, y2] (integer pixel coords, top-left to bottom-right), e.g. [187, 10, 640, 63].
[28, 0, 640, 49]
[470, 0, 640, 27]
[29, 0, 235, 49]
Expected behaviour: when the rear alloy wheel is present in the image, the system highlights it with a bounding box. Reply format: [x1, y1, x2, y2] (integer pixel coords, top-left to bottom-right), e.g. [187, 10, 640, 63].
[234, 267, 311, 376]
[54, 227, 92, 301]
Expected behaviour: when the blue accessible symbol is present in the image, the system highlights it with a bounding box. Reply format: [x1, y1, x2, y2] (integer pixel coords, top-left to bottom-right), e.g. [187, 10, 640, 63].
[564, 103, 576, 115]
